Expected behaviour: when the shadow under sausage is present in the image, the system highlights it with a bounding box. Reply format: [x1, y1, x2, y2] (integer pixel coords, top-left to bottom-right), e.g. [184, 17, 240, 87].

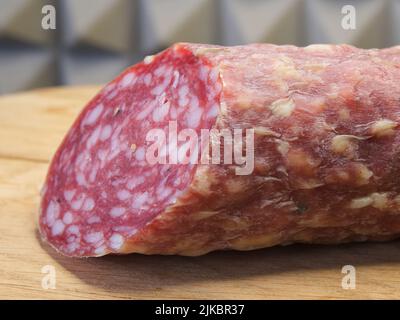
[35, 229, 400, 295]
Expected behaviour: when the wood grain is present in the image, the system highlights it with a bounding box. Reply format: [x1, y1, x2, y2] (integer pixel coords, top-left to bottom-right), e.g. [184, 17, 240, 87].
[1, 86, 400, 300]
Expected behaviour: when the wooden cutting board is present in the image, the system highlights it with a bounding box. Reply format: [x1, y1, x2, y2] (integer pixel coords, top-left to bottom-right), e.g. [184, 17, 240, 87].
[1, 86, 400, 300]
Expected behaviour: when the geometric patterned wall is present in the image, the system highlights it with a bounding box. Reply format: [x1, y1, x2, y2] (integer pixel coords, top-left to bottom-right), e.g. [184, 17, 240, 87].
[0, 0, 399, 94]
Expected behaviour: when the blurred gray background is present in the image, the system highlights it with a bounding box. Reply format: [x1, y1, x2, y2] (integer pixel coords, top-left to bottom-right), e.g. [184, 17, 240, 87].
[0, 0, 399, 94]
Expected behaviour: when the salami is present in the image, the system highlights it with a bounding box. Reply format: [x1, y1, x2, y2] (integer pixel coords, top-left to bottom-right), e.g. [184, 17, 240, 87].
[39, 43, 400, 257]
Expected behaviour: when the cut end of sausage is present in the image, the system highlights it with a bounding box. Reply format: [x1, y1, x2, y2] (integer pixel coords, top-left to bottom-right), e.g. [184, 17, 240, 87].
[39, 44, 222, 257]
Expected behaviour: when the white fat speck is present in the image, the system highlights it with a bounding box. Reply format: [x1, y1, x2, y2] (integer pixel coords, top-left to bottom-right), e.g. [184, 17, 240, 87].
[275, 139, 290, 156]
[144, 55, 154, 64]
[186, 107, 202, 128]
[75, 152, 85, 166]
[371, 119, 397, 137]
[71, 193, 85, 210]
[101, 191, 108, 199]
[107, 148, 120, 162]
[135, 146, 145, 161]
[190, 96, 199, 109]
[199, 65, 209, 81]
[111, 178, 126, 186]
[117, 189, 131, 201]
[144, 170, 152, 177]
[178, 96, 189, 108]
[67, 225, 80, 235]
[206, 103, 219, 118]
[163, 67, 173, 78]
[100, 125, 112, 141]
[63, 189, 76, 202]
[178, 85, 189, 98]
[78, 153, 90, 171]
[103, 83, 116, 94]
[150, 167, 159, 176]
[67, 242, 78, 253]
[82, 197, 95, 211]
[269, 98, 295, 118]
[121, 141, 129, 152]
[60, 148, 73, 165]
[213, 81, 222, 96]
[120, 72, 136, 88]
[62, 211, 73, 224]
[84, 232, 103, 244]
[154, 65, 166, 77]
[172, 70, 180, 88]
[182, 171, 190, 181]
[209, 67, 219, 83]
[111, 123, 123, 140]
[97, 149, 107, 161]
[157, 187, 173, 200]
[349, 196, 373, 209]
[136, 100, 157, 120]
[173, 176, 181, 186]
[88, 165, 98, 183]
[87, 126, 101, 148]
[110, 137, 119, 152]
[151, 83, 166, 96]
[152, 101, 170, 122]
[144, 73, 152, 86]
[87, 215, 101, 224]
[67, 236, 76, 243]
[157, 92, 167, 103]
[106, 89, 118, 101]
[132, 192, 149, 209]
[94, 245, 106, 255]
[112, 226, 137, 235]
[109, 135, 121, 155]
[126, 176, 145, 190]
[76, 172, 87, 186]
[84, 104, 104, 126]
[51, 219, 65, 236]
[109, 233, 124, 250]
[109, 207, 126, 218]
[46, 200, 60, 227]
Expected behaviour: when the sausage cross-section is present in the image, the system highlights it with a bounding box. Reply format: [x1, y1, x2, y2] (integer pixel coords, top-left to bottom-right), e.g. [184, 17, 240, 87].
[39, 43, 400, 257]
